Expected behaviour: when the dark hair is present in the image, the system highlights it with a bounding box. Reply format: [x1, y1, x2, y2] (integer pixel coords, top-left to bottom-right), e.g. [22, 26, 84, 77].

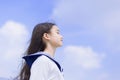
[16, 22, 55, 80]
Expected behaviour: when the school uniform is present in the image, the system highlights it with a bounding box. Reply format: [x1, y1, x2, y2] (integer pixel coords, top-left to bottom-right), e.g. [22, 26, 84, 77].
[23, 52, 64, 80]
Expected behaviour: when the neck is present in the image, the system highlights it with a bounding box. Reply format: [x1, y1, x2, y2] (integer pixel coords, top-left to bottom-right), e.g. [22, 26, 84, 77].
[43, 45, 56, 57]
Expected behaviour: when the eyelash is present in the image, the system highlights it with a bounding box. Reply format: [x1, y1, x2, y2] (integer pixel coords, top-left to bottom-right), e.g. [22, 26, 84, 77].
[57, 32, 60, 34]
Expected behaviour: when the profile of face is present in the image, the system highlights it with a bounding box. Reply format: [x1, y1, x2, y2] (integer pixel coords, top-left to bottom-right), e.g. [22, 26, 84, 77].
[43, 25, 63, 48]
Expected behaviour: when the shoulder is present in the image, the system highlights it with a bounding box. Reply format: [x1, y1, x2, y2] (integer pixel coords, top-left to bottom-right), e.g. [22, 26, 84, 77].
[30, 56, 51, 80]
[30, 55, 51, 74]
[31, 55, 59, 71]
[31, 55, 55, 69]
[32, 55, 50, 66]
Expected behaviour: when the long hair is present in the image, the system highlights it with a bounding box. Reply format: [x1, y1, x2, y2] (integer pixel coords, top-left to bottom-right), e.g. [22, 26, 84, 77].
[16, 22, 55, 80]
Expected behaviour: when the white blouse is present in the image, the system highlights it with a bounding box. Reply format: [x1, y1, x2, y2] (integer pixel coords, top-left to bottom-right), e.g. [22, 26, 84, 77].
[29, 54, 64, 80]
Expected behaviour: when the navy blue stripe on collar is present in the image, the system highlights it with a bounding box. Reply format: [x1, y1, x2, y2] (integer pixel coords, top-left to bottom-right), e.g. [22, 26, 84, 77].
[23, 54, 63, 72]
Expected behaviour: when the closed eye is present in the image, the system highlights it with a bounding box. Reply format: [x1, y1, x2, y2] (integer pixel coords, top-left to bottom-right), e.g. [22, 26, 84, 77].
[57, 32, 60, 34]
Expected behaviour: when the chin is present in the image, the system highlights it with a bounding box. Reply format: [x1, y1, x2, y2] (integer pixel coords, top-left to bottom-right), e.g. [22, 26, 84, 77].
[59, 44, 63, 47]
[57, 44, 63, 47]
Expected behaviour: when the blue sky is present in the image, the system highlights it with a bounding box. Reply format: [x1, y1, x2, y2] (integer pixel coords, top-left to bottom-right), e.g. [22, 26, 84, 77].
[0, 0, 120, 80]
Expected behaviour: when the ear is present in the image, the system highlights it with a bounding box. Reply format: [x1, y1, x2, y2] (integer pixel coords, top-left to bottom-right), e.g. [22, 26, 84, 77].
[43, 33, 50, 40]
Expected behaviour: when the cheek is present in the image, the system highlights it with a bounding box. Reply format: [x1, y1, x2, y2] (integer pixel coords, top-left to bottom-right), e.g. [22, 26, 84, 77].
[50, 34, 61, 43]
[51, 37, 60, 44]
[52, 37, 58, 42]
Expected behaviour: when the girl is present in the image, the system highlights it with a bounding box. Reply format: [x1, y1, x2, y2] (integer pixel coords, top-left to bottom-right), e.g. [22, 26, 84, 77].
[17, 22, 64, 80]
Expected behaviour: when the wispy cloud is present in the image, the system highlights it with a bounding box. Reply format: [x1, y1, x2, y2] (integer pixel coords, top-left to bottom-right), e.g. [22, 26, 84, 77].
[51, 0, 120, 53]
[51, 0, 120, 79]
[62, 45, 107, 80]
[0, 20, 29, 78]
[64, 45, 105, 69]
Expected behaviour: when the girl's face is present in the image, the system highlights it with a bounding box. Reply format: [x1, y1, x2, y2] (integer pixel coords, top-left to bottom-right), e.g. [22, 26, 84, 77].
[48, 25, 63, 48]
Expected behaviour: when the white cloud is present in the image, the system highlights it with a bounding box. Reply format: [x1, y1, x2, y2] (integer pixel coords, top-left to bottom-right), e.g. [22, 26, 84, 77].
[64, 45, 105, 69]
[96, 73, 109, 80]
[52, 0, 120, 53]
[52, 0, 120, 79]
[0, 20, 29, 78]
[52, 0, 90, 26]
[103, 10, 120, 40]
[52, 0, 120, 34]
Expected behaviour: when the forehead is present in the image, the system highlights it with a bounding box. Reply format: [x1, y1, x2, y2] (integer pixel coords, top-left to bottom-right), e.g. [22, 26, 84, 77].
[51, 25, 59, 31]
